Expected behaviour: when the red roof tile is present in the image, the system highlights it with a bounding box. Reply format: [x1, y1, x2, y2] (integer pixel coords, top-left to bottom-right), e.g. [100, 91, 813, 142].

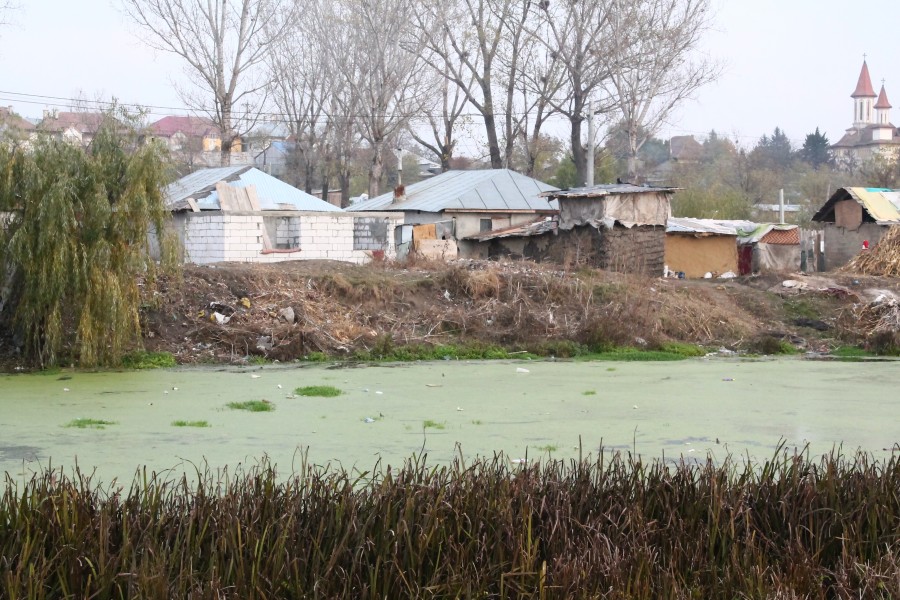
[760, 228, 799, 245]
[40, 111, 107, 133]
[852, 61, 876, 98]
[875, 85, 892, 109]
[149, 115, 218, 138]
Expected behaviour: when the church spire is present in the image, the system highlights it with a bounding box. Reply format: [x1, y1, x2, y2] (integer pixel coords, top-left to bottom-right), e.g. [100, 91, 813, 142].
[875, 83, 892, 126]
[852, 59, 877, 128]
[852, 60, 876, 98]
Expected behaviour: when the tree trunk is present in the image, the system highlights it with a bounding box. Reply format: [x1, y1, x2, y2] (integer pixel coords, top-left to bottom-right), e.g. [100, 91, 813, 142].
[339, 170, 351, 208]
[483, 112, 503, 169]
[571, 116, 586, 187]
[220, 105, 233, 167]
[369, 141, 385, 198]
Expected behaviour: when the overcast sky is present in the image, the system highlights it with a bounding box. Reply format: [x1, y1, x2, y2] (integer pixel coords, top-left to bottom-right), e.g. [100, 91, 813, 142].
[1, 0, 898, 153]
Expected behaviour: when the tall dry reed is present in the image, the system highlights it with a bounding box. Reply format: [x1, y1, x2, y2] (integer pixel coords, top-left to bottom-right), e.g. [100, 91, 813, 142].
[2, 447, 899, 598]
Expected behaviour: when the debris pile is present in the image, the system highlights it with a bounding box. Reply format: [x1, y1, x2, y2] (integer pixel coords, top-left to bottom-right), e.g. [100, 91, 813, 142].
[851, 294, 900, 339]
[843, 226, 900, 277]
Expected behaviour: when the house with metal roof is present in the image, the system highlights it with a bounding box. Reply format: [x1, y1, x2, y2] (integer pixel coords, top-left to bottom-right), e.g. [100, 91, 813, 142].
[347, 169, 558, 259]
[812, 186, 900, 269]
[162, 166, 402, 265]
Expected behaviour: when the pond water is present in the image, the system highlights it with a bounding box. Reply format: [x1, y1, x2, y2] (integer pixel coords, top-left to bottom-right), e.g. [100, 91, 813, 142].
[1, 358, 898, 483]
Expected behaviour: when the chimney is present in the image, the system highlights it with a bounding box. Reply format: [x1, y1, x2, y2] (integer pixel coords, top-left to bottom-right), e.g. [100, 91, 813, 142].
[393, 184, 406, 204]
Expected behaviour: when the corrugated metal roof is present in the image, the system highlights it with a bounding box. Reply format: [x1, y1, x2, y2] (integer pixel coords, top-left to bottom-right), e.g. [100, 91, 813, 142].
[666, 217, 740, 236]
[165, 166, 341, 212]
[347, 169, 558, 213]
[812, 187, 900, 224]
[545, 184, 679, 200]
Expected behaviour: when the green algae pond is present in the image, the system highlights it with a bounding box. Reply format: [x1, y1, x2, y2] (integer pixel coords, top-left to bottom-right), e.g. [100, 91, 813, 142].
[1, 358, 898, 482]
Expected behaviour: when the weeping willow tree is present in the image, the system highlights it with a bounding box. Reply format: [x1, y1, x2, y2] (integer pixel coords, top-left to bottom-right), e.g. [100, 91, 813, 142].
[0, 112, 176, 368]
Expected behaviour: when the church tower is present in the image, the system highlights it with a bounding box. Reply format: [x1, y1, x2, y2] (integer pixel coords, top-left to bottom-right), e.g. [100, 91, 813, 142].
[851, 60, 877, 129]
[872, 84, 893, 141]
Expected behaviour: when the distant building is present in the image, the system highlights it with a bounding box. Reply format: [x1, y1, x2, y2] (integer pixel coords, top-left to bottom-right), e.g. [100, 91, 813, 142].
[0, 106, 36, 139]
[38, 110, 109, 146]
[831, 61, 900, 165]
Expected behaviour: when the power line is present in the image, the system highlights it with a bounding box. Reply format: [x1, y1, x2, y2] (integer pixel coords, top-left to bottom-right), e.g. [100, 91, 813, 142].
[1, 88, 817, 146]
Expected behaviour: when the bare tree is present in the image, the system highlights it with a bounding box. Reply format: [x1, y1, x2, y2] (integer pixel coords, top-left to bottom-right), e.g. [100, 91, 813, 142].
[409, 30, 471, 173]
[513, 20, 566, 177]
[413, 0, 534, 170]
[605, 0, 719, 179]
[121, 0, 297, 166]
[267, 8, 331, 192]
[328, 0, 429, 197]
[531, 0, 618, 186]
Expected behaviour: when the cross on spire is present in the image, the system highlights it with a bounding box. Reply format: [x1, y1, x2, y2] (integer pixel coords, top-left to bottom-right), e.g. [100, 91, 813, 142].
[863, 53, 867, 61]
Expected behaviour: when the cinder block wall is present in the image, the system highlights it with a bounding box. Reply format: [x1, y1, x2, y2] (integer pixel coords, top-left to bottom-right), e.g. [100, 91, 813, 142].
[182, 211, 402, 265]
[183, 214, 226, 263]
[823, 222, 886, 269]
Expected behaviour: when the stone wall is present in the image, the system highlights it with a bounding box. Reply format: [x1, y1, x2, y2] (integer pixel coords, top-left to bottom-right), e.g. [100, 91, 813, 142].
[823, 222, 887, 269]
[180, 211, 403, 265]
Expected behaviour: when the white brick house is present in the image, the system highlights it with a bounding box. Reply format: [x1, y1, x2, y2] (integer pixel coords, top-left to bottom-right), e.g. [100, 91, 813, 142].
[163, 166, 401, 265]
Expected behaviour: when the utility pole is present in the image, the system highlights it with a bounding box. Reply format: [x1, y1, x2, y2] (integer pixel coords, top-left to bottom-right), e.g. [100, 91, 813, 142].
[586, 99, 595, 187]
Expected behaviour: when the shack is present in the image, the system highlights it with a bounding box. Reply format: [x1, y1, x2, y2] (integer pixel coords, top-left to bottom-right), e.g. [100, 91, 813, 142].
[736, 223, 801, 274]
[163, 166, 402, 264]
[811, 187, 900, 269]
[665, 218, 740, 278]
[541, 184, 676, 275]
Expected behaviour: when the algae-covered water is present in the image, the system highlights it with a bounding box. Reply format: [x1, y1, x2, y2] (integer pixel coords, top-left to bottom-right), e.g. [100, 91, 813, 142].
[1, 358, 898, 482]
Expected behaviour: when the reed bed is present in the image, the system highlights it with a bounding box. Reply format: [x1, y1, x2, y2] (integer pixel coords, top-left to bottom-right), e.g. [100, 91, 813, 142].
[2, 447, 900, 598]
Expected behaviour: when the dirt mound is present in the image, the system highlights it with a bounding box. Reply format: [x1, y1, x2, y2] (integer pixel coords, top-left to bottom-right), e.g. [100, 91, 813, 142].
[132, 259, 866, 364]
[843, 226, 900, 277]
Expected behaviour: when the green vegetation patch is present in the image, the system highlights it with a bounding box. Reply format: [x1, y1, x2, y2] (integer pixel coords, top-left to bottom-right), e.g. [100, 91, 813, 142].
[582, 390, 597, 396]
[423, 420, 446, 430]
[585, 348, 693, 362]
[535, 444, 559, 452]
[352, 339, 515, 362]
[295, 385, 343, 397]
[226, 400, 275, 412]
[172, 420, 211, 428]
[831, 346, 871, 358]
[65, 418, 117, 429]
[121, 351, 176, 370]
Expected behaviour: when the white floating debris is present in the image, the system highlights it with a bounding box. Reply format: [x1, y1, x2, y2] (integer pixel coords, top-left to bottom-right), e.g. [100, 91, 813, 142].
[510, 458, 528, 464]
[375, 391, 383, 395]
[172, 387, 178, 391]
[688, 448, 696, 453]
[632, 405, 638, 409]
[456, 407, 463, 411]
[364, 417, 376, 423]
[63, 388, 70, 392]
[276, 384, 283, 389]
[164, 391, 169, 394]
[250, 374, 261, 379]
[516, 367, 530, 374]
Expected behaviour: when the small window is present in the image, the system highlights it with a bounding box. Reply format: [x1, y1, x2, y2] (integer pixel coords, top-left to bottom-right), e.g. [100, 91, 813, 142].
[480, 218, 492, 232]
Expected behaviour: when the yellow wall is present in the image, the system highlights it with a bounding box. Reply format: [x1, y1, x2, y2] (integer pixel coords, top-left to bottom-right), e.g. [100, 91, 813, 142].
[664, 234, 738, 278]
